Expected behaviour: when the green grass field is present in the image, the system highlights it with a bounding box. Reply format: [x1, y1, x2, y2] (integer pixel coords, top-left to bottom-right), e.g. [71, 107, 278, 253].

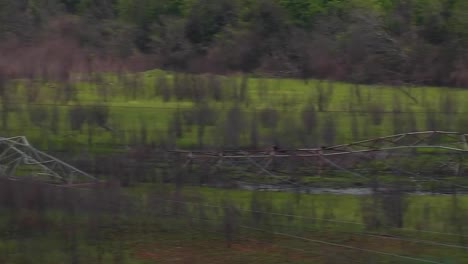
[1, 70, 467, 152]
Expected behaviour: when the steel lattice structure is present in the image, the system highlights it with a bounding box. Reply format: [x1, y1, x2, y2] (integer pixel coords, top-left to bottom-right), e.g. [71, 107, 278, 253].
[167, 131, 468, 188]
[0, 136, 96, 184]
[2, 131, 467, 188]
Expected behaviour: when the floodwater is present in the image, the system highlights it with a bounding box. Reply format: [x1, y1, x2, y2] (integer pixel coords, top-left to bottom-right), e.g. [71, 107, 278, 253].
[232, 183, 463, 195]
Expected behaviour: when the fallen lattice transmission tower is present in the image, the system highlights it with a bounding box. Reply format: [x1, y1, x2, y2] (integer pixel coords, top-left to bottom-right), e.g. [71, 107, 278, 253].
[166, 131, 468, 188]
[0, 136, 96, 184]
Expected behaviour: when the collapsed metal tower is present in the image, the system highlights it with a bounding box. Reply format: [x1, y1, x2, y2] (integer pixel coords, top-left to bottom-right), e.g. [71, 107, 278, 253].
[0, 136, 96, 184]
[1, 131, 467, 188]
[169, 131, 468, 187]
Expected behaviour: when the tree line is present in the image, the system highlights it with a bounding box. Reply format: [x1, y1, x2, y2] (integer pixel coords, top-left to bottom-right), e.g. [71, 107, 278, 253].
[0, 0, 467, 87]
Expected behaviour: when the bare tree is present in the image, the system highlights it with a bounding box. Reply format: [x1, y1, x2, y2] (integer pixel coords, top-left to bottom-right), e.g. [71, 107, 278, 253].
[207, 74, 223, 101]
[224, 105, 245, 148]
[368, 102, 384, 126]
[322, 115, 336, 146]
[259, 107, 279, 129]
[169, 109, 183, 139]
[315, 81, 333, 112]
[250, 112, 259, 149]
[87, 105, 111, 131]
[25, 80, 41, 103]
[0, 74, 10, 130]
[301, 101, 317, 134]
[28, 105, 49, 128]
[425, 110, 438, 131]
[350, 113, 359, 141]
[69, 105, 87, 131]
[154, 73, 171, 102]
[50, 105, 59, 134]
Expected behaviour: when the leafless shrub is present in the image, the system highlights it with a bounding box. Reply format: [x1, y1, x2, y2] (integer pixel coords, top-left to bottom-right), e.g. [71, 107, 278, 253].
[120, 73, 143, 100]
[239, 75, 249, 103]
[368, 103, 384, 125]
[189, 75, 208, 102]
[50, 106, 59, 134]
[256, 79, 269, 100]
[193, 103, 217, 147]
[181, 109, 195, 127]
[407, 111, 418, 132]
[322, 115, 336, 146]
[441, 92, 458, 113]
[259, 107, 279, 128]
[28, 105, 49, 128]
[350, 113, 359, 140]
[321, 199, 337, 228]
[173, 73, 188, 101]
[392, 94, 402, 114]
[456, 115, 468, 133]
[278, 113, 302, 148]
[197, 123, 206, 148]
[169, 110, 183, 139]
[316, 81, 333, 112]
[25, 80, 41, 103]
[87, 105, 110, 131]
[154, 73, 171, 101]
[69, 105, 87, 131]
[449, 192, 467, 246]
[196, 103, 217, 126]
[353, 84, 362, 104]
[360, 196, 382, 230]
[450, 61, 468, 88]
[425, 110, 438, 131]
[392, 113, 403, 134]
[139, 118, 148, 145]
[224, 105, 245, 148]
[391, 94, 404, 132]
[63, 82, 77, 103]
[250, 112, 259, 149]
[130, 74, 144, 99]
[380, 188, 407, 228]
[301, 101, 317, 134]
[207, 74, 223, 101]
[0, 76, 10, 129]
[440, 92, 458, 129]
[249, 192, 273, 228]
[95, 81, 109, 102]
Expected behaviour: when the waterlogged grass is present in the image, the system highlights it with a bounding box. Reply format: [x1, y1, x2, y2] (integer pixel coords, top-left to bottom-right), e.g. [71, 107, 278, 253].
[128, 184, 468, 235]
[1, 183, 467, 264]
[122, 184, 468, 263]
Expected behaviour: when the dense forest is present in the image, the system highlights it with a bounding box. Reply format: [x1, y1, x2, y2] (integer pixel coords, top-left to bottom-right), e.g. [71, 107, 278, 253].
[0, 0, 467, 87]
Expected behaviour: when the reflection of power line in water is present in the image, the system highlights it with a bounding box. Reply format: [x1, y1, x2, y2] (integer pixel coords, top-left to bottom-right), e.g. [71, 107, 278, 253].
[151, 209, 440, 263]
[150, 196, 468, 255]
[241, 225, 442, 264]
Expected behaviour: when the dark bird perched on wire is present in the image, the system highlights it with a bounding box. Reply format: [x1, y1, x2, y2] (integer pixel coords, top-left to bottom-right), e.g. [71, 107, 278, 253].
[271, 144, 287, 154]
